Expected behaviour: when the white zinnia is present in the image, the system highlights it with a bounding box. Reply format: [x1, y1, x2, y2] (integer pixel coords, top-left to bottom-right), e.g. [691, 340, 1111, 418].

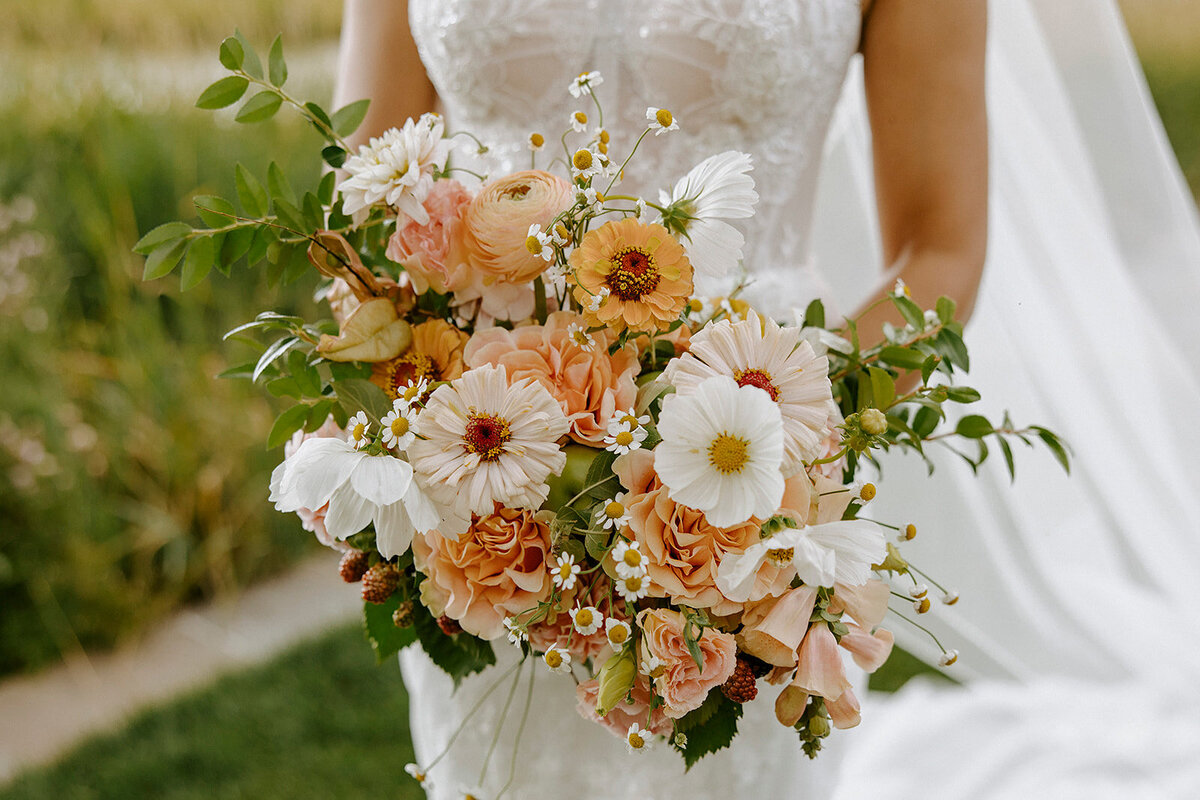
[407, 364, 569, 532]
[664, 310, 836, 471]
[338, 113, 454, 226]
[654, 375, 785, 528]
[716, 521, 886, 602]
[268, 438, 441, 559]
[659, 150, 758, 278]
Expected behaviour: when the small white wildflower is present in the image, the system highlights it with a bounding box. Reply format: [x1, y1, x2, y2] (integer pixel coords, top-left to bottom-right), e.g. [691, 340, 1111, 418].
[405, 763, 430, 785]
[625, 722, 652, 753]
[646, 107, 679, 135]
[571, 146, 603, 180]
[640, 652, 665, 679]
[542, 643, 573, 673]
[503, 616, 528, 645]
[524, 223, 554, 262]
[566, 322, 596, 352]
[398, 378, 430, 408]
[615, 571, 650, 603]
[586, 287, 610, 313]
[595, 494, 631, 531]
[908, 583, 929, 599]
[572, 605, 603, 636]
[942, 589, 960, 605]
[893, 278, 911, 297]
[605, 618, 632, 647]
[569, 110, 589, 133]
[611, 538, 646, 579]
[939, 649, 959, 667]
[569, 71, 603, 98]
[608, 410, 650, 433]
[380, 402, 418, 450]
[528, 132, 545, 152]
[551, 552, 582, 591]
[550, 223, 570, 247]
[603, 424, 648, 455]
[578, 186, 601, 209]
[635, 197, 646, 218]
[347, 411, 371, 450]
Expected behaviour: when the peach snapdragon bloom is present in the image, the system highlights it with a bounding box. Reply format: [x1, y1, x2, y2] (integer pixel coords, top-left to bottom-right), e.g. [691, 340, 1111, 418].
[411, 506, 553, 640]
[638, 607, 737, 718]
[371, 318, 469, 400]
[464, 311, 640, 445]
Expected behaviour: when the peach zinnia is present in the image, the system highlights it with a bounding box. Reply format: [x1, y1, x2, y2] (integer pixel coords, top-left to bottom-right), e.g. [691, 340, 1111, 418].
[570, 218, 693, 334]
[371, 318, 469, 400]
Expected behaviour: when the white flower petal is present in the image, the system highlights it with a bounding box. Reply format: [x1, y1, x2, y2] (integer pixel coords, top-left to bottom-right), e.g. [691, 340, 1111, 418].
[349, 454, 414, 507]
[322, 480, 375, 540]
[281, 438, 365, 510]
[805, 520, 888, 586]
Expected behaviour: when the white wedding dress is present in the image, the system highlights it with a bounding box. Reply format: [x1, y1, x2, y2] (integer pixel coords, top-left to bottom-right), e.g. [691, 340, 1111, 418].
[391, 0, 1200, 797]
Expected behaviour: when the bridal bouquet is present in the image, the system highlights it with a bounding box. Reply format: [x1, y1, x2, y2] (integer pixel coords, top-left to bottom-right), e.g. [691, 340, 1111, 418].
[139, 35, 1068, 782]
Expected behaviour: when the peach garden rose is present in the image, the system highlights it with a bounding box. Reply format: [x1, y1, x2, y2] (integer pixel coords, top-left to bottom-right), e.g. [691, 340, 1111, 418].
[637, 607, 738, 718]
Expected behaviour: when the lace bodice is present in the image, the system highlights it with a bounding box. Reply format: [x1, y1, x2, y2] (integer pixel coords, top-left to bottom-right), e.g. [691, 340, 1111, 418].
[410, 0, 862, 314]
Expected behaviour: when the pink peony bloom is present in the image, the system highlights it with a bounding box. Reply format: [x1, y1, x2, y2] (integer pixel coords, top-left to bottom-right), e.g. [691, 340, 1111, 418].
[792, 622, 852, 703]
[638, 607, 738, 719]
[576, 677, 672, 738]
[282, 417, 347, 551]
[386, 179, 475, 295]
[465, 311, 640, 445]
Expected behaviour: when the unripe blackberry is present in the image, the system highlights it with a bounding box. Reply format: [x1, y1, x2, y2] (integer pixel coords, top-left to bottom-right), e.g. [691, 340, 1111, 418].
[437, 615, 463, 635]
[338, 550, 370, 583]
[361, 563, 399, 604]
[740, 653, 772, 679]
[720, 657, 758, 704]
[393, 600, 415, 628]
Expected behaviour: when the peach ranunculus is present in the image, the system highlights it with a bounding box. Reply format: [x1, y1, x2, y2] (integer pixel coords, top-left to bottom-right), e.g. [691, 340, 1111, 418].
[614, 450, 791, 613]
[410, 506, 553, 640]
[528, 574, 625, 666]
[459, 170, 574, 285]
[637, 607, 738, 719]
[371, 318, 470, 400]
[464, 311, 640, 445]
[575, 676, 672, 738]
[386, 178, 475, 295]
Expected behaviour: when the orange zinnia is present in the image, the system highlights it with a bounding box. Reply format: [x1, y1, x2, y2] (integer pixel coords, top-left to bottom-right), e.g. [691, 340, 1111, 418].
[370, 318, 468, 399]
[570, 218, 693, 334]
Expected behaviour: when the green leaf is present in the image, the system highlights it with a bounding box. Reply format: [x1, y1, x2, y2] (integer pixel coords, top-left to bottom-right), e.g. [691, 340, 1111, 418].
[868, 645, 957, 693]
[802, 298, 825, 329]
[193, 195, 236, 228]
[305, 399, 334, 432]
[332, 378, 392, 423]
[892, 295, 926, 330]
[867, 366, 896, 410]
[234, 29, 263, 78]
[921, 354, 940, 385]
[216, 361, 258, 380]
[142, 239, 188, 280]
[272, 198, 308, 233]
[196, 75, 249, 109]
[289, 349, 323, 397]
[674, 691, 744, 769]
[218, 36, 244, 70]
[235, 90, 283, 123]
[304, 101, 334, 130]
[222, 311, 305, 340]
[180, 236, 215, 290]
[946, 386, 981, 404]
[234, 163, 268, 217]
[254, 335, 302, 382]
[582, 450, 619, 502]
[955, 414, 994, 439]
[331, 98, 371, 137]
[268, 161, 297, 207]
[1032, 426, 1071, 474]
[935, 295, 957, 324]
[411, 592, 496, 687]
[912, 405, 941, 438]
[317, 171, 337, 207]
[267, 404, 310, 449]
[878, 345, 927, 370]
[281, 243, 312, 285]
[267, 34, 287, 86]
[220, 225, 255, 268]
[997, 434, 1016, 481]
[322, 145, 347, 169]
[364, 595, 417, 664]
[266, 377, 303, 399]
[302, 192, 325, 230]
[133, 221, 192, 255]
[935, 328, 970, 372]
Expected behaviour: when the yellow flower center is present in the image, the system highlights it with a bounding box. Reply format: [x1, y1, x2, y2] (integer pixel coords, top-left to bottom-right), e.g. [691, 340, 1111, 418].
[622, 548, 642, 568]
[574, 111, 588, 125]
[655, 108, 673, 128]
[529, 132, 545, 148]
[605, 501, 625, 519]
[525, 234, 543, 255]
[708, 433, 750, 475]
[598, 141, 608, 155]
[687, 298, 704, 313]
[860, 483, 877, 501]
[386, 352, 440, 400]
[571, 329, 591, 347]
[622, 575, 644, 593]
[463, 412, 512, 461]
[619, 413, 639, 427]
[599, 129, 610, 144]
[544, 649, 564, 669]
[352, 423, 367, 441]
[574, 608, 594, 627]
[555, 222, 570, 241]
[609, 625, 629, 644]
[557, 562, 575, 580]
[766, 547, 795, 567]
[605, 247, 660, 301]
[391, 417, 410, 438]
[628, 732, 646, 749]
[647, 662, 665, 679]
[615, 430, 634, 446]
[733, 367, 780, 402]
[573, 149, 594, 170]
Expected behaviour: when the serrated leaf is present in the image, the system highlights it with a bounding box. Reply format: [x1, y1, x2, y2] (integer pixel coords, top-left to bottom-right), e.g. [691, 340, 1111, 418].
[180, 236, 215, 290]
[218, 36, 244, 70]
[332, 98, 371, 137]
[134, 221, 192, 255]
[322, 145, 347, 169]
[268, 161, 297, 206]
[234, 163, 268, 217]
[364, 595, 417, 664]
[267, 404, 309, 449]
[955, 414, 993, 439]
[254, 335, 302, 382]
[675, 691, 743, 769]
[235, 90, 283, 123]
[234, 30, 262, 78]
[332, 378, 392, 423]
[142, 239, 188, 280]
[878, 345, 926, 370]
[867, 366, 895, 410]
[267, 34, 287, 86]
[193, 195, 236, 228]
[196, 75, 249, 109]
[802, 298, 825, 329]
[411, 592, 495, 686]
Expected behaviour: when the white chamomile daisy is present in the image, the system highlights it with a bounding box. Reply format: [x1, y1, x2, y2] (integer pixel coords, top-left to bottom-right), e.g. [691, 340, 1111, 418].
[626, 722, 652, 753]
[503, 616, 528, 645]
[569, 70, 603, 98]
[542, 642, 573, 673]
[405, 763, 430, 785]
[939, 649, 959, 667]
[347, 411, 371, 450]
[893, 277, 911, 297]
[570, 110, 589, 133]
[380, 401, 417, 450]
[551, 552, 582, 591]
[640, 653, 665, 679]
[528, 132, 545, 152]
[566, 322, 596, 352]
[611, 538, 646, 579]
[603, 424, 648, 455]
[578, 186, 601, 209]
[654, 375, 785, 528]
[635, 197, 647, 218]
[605, 618, 632, 648]
[571, 147, 604, 180]
[586, 287, 610, 313]
[658, 150, 758, 278]
[615, 571, 650, 603]
[572, 605, 603, 636]
[595, 493, 631, 531]
[524, 224, 554, 262]
[396, 377, 431, 410]
[646, 106, 679, 135]
[609, 409, 650, 432]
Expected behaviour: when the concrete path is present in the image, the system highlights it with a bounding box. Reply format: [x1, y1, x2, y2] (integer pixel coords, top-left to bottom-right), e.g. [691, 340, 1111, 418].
[0, 552, 360, 785]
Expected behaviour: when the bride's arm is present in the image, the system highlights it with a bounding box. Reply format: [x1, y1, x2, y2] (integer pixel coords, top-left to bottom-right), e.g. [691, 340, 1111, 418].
[853, 0, 988, 335]
[333, 0, 438, 150]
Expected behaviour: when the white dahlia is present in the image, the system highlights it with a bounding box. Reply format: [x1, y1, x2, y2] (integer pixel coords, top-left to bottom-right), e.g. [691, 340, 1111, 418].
[268, 438, 440, 558]
[407, 364, 569, 529]
[338, 113, 454, 226]
[658, 151, 758, 278]
[664, 311, 835, 472]
[654, 375, 785, 528]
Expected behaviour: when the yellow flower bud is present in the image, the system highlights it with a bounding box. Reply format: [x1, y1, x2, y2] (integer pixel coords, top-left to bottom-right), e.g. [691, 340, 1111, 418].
[859, 483, 877, 502]
[861, 408, 888, 435]
[595, 648, 637, 716]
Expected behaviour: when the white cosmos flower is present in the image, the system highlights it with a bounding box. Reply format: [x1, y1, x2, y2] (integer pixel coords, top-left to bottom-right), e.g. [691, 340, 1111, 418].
[716, 521, 887, 602]
[658, 150, 758, 278]
[654, 375, 785, 528]
[664, 310, 836, 471]
[268, 438, 441, 559]
[338, 113, 454, 226]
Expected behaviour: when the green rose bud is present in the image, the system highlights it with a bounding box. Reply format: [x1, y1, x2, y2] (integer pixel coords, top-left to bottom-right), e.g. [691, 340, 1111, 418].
[595, 648, 637, 716]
